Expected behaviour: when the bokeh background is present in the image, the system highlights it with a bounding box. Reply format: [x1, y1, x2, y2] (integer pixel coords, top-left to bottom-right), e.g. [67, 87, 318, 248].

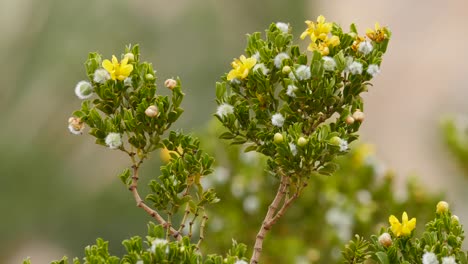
[1, 0, 467, 263]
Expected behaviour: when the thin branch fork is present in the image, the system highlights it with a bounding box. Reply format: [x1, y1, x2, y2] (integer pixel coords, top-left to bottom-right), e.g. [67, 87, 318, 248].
[250, 174, 290, 264]
[129, 165, 182, 241]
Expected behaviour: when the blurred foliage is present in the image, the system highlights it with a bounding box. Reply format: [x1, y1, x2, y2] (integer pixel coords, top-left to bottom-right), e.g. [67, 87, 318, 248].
[442, 117, 468, 174]
[199, 120, 443, 264]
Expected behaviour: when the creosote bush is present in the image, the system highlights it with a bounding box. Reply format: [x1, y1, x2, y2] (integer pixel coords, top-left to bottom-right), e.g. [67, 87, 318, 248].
[22, 16, 468, 264]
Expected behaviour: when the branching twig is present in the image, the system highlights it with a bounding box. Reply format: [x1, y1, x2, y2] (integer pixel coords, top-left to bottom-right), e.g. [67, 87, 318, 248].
[196, 211, 208, 249]
[250, 174, 289, 264]
[178, 203, 191, 234]
[128, 165, 182, 240]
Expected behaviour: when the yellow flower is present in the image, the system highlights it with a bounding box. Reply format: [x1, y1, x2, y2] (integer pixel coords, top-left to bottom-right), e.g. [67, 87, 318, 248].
[366, 22, 388, 43]
[102, 55, 134, 81]
[227, 55, 257, 81]
[300, 15, 333, 41]
[301, 15, 340, 56]
[389, 212, 416, 237]
[306, 36, 339, 56]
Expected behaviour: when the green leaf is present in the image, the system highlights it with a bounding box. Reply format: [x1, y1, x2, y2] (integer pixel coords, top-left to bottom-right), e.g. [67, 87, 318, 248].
[118, 168, 131, 186]
[216, 82, 226, 100]
[375, 252, 390, 264]
[219, 132, 235, 139]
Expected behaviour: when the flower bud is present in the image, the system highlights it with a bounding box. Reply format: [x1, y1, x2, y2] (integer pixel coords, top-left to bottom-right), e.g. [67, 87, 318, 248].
[282, 66, 291, 74]
[68, 117, 84, 135]
[145, 105, 159, 117]
[165, 78, 177, 90]
[352, 110, 365, 122]
[378, 232, 392, 247]
[436, 201, 449, 214]
[273, 133, 284, 144]
[145, 73, 155, 81]
[451, 215, 459, 224]
[329, 136, 342, 146]
[124, 53, 135, 62]
[297, 137, 308, 147]
[345, 116, 355, 125]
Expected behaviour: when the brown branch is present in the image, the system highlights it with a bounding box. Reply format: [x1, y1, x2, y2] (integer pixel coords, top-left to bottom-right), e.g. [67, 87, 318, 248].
[250, 174, 289, 264]
[196, 211, 208, 250]
[178, 204, 191, 234]
[268, 181, 307, 227]
[129, 165, 182, 241]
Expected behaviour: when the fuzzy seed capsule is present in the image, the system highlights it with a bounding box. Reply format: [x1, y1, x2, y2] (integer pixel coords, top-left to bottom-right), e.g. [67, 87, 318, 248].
[165, 78, 177, 90]
[145, 105, 159, 117]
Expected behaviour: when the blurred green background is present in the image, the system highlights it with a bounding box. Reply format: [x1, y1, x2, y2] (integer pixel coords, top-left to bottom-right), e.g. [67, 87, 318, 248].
[2, 0, 468, 263]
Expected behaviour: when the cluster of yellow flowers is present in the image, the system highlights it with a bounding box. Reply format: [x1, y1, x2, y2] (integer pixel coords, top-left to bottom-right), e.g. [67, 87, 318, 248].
[300, 15, 340, 56]
[227, 55, 257, 81]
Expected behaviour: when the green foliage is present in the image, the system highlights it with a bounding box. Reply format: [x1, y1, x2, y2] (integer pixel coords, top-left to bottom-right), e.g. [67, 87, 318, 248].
[73, 44, 184, 152]
[215, 20, 390, 183]
[442, 117, 468, 174]
[60, 45, 247, 264]
[343, 202, 468, 263]
[342, 235, 371, 264]
[45, 224, 246, 264]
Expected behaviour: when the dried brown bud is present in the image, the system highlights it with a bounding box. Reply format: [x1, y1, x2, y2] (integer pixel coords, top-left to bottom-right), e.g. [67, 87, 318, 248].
[68, 117, 84, 135]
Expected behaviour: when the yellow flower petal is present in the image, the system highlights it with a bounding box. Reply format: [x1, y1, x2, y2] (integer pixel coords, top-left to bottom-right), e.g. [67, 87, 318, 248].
[317, 15, 326, 24]
[102, 59, 113, 72]
[375, 22, 381, 30]
[121, 57, 129, 66]
[402, 212, 408, 223]
[389, 215, 399, 225]
[111, 55, 118, 64]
